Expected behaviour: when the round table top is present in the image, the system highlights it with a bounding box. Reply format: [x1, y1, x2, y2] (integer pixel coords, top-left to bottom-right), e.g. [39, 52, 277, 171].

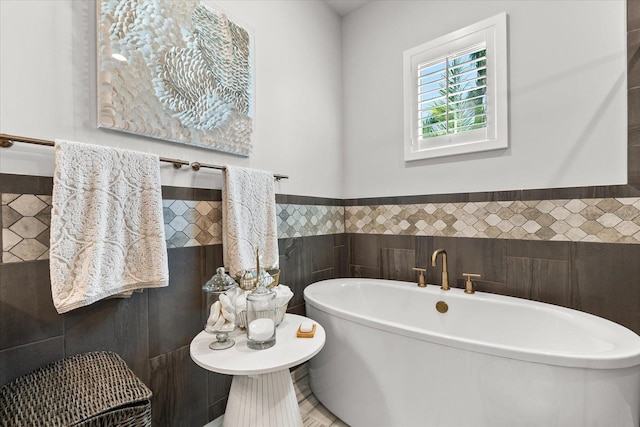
[190, 314, 326, 375]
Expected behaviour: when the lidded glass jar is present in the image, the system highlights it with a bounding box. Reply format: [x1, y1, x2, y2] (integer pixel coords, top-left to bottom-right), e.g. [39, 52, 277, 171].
[246, 281, 277, 350]
[202, 267, 237, 350]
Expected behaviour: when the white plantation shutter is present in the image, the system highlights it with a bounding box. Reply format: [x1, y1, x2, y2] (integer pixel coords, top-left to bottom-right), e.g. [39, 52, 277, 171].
[417, 43, 487, 139]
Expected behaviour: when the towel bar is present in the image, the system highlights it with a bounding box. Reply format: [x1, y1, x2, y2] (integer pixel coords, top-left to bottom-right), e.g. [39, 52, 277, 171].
[0, 133, 190, 169]
[190, 161, 289, 181]
[0, 133, 290, 179]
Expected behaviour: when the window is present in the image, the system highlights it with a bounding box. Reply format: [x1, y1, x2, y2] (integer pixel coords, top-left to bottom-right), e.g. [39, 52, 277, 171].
[404, 13, 508, 161]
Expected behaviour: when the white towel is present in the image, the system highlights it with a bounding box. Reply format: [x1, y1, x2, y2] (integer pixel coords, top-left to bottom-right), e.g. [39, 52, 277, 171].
[222, 166, 279, 277]
[50, 140, 169, 314]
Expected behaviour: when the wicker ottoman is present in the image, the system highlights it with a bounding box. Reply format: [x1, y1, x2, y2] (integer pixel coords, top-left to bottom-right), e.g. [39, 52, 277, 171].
[0, 352, 152, 427]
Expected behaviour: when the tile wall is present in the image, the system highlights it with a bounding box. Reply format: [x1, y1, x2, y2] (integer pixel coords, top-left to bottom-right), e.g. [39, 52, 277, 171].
[347, 232, 640, 335]
[0, 173, 347, 425]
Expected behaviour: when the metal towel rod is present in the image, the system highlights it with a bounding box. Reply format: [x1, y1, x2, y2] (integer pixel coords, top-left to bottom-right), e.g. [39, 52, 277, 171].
[190, 162, 289, 181]
[0, 133, 290, 179]
[0, 133, 190, 169]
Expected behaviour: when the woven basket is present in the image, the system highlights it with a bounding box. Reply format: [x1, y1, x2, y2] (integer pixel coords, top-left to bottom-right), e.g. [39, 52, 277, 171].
[236, 303, 288, 329]
[237, 268, 280, 290]
[0, 351, 152, 427]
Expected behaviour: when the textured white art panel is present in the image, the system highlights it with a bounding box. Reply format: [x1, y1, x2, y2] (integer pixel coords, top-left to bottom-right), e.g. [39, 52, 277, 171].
[97, 0, 253, 156]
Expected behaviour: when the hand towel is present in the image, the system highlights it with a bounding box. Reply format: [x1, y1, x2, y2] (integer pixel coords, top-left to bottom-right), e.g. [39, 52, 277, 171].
[50, 140, 169, 314]
[222, 166, 278, 277]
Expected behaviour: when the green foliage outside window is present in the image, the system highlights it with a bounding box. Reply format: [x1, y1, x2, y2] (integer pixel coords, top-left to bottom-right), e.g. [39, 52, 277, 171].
[420, 49, 487, 139]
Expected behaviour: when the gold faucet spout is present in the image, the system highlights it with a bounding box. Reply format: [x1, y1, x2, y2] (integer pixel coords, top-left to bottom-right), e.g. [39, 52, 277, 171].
[431, 249, 449, 290]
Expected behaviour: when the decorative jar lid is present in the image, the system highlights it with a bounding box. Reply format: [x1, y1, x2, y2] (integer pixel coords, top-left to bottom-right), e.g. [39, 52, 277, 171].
[203, 267, 237, 293]
[247, 282, 275, 302]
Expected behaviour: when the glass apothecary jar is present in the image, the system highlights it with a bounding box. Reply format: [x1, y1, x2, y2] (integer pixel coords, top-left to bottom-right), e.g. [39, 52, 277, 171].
[246, 282, 277, 350]
[203, 267, 237, 350]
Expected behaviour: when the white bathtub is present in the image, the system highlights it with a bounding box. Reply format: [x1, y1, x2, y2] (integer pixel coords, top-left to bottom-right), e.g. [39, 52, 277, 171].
[304, 278, 640, 427]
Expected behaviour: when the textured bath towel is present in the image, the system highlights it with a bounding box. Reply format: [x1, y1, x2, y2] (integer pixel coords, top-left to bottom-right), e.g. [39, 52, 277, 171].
[222, 166, 279, 277]
[50, 140, 169, 314]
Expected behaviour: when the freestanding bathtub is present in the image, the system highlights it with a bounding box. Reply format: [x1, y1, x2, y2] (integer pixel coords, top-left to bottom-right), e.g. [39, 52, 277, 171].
[304, 278, 640, 427]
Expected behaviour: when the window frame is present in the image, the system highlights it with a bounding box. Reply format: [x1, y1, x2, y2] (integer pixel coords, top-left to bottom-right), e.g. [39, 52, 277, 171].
[403, 13, 508, 161]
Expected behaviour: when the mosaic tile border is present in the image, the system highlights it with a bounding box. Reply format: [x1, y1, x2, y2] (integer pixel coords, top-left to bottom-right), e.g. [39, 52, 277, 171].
[1, 194, 346, 263]
[9, 191, 640, 262]
[346, 198, 640, 243]
[163, 200, 222, 249]
[2, 194, 51, 263]
[277, 204, 345, 238]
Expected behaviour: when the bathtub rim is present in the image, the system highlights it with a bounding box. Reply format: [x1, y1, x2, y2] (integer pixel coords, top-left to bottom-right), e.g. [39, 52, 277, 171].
[303, 278, 640, 370]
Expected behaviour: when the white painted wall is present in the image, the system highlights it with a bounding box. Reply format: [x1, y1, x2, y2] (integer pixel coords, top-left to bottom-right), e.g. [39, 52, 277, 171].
[342, 0, 627, 198]
[0, 0, 343, 198]
[0, 1, 628, 199]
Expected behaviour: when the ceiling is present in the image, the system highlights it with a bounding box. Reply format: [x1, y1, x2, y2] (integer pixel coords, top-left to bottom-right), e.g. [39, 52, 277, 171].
[324, 0, 370, 17]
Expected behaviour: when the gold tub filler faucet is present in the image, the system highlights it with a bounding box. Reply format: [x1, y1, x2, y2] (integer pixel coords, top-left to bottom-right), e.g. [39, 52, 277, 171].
[415, 250, 481, 293]
[431, 249, 449, 290]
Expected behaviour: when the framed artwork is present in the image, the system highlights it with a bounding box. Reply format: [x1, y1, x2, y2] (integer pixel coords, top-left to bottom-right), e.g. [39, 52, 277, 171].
[97, 0, 254, 156]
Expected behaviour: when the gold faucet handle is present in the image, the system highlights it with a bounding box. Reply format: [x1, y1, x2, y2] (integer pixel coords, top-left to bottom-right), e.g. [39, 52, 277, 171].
[462, 273, 481, 294]
[412, 267, 427, 287]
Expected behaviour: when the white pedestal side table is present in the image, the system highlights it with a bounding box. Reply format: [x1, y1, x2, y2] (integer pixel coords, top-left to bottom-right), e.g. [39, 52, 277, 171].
[190, 314, 326, 427]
